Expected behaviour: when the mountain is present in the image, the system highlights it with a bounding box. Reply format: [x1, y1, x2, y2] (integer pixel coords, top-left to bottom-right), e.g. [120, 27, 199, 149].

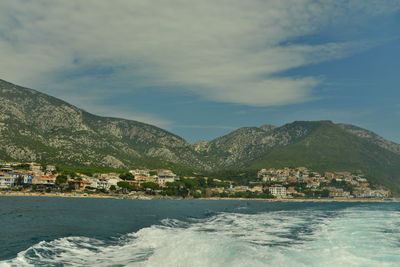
[196, 121, 328, 168]
[1, 79, 400, 193]
[194, 126, 276, 167]
[0, 79, 208, 169]
[249, 121, 400, 192]
[194, 120, 400, 193]
[337, 123, 400, 155]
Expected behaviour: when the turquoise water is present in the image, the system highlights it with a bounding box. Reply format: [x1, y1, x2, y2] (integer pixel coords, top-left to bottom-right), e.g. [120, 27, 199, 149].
[0, 197, 399, 266]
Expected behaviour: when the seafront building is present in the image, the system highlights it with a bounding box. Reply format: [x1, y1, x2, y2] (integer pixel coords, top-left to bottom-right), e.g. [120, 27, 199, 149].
[257, 167, 391, 199]
[0, 172, 18, 188]
[0, 162, 181, 191]
[0, 161, 391, 199]
[269, 186, 287, 197]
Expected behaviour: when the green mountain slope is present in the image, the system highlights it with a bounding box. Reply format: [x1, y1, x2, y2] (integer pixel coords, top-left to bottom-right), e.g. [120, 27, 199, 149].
[1, 79, 400, 193]
[196, 120, 327, 169]
[338, 123, 400, 155]
[249, 121, 400, 193]
[194, 126, 275, 167]
[0, 79, 208, 169]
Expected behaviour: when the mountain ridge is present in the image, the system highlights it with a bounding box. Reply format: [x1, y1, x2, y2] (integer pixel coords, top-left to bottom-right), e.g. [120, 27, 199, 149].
[1, 79, 400, 193]
[0, 79, 209, 169]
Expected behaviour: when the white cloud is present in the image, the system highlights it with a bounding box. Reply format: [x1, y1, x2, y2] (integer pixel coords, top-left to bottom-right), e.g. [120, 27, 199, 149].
[0, 0, 399, 108]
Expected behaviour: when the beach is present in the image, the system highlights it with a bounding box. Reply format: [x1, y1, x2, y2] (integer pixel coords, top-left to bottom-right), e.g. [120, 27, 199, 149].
[0, 191, 395, 202]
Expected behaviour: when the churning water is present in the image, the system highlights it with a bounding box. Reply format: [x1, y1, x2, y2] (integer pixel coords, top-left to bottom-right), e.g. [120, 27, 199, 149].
[0, 197, 399, 266]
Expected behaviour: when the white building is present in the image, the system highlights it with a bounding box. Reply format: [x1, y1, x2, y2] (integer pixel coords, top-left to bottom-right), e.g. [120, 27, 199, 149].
[306, 181, 320, 189]
[89, 177, 122, 190]
[249, 186, 263, 193]
[230, 186, 249, 192]
[362, 190, 389, 198]
[129, 169, 150, 177]
[157, 174, 177, 184]
[30, 163, 44, 174]
[329, 188, 350, 198]
[108, 178, 121, 188]
[0, 169, 33, 187]
[96, 179, 109, 190]
[0, 174, 18, 188]
[356, 177, 368, 183]
[46, 165, 57, 172]
[269, 186, 287, 197]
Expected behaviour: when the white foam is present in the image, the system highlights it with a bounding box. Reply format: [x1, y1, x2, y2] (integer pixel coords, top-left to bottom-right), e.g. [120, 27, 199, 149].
[2, 206, 400, 266]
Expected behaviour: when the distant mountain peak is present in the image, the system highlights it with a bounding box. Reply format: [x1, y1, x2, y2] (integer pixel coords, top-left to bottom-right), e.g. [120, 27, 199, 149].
[1, 79, 400, 193]
[337, 123, 400, 155]
[259, 124, 277, 132]
[0, 79, 209, 169]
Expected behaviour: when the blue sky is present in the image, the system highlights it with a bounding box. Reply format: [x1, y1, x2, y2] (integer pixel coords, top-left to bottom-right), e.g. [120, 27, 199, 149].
[0, 0, 399, 143]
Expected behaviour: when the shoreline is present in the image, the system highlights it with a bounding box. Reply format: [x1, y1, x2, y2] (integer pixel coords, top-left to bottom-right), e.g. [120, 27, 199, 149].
[0, 191, 397, 202]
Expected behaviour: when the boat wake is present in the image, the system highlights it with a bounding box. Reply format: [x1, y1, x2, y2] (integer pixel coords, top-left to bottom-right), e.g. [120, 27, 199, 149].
[2, 207, 400, 266]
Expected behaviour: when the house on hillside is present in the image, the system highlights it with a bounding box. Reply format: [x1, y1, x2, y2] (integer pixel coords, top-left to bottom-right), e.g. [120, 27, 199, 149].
[32, 175, 56, 185]
[157, 171, 178, 185]
[69, 179, 91, 191]
[46, 165, 57, 172]
[90, 177, 122, 190]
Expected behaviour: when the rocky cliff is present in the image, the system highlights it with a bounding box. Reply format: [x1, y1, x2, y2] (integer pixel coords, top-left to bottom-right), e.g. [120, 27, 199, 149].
[0, 79, 208, 169]
[2, 79, 400, 192]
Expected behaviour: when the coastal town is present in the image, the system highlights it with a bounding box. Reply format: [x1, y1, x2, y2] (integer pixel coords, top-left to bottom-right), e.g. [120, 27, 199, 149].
[0, 162, 391, 200]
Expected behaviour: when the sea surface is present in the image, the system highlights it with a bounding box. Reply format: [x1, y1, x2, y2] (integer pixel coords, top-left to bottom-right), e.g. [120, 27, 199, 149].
[0, 197, 399, 266]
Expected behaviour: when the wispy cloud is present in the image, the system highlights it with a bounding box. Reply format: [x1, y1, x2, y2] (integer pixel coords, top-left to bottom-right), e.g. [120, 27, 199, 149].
[0, 0, 399, 108]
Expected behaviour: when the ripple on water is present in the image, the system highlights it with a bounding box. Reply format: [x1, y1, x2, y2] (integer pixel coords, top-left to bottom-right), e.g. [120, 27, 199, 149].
[2, 206, 400, 267]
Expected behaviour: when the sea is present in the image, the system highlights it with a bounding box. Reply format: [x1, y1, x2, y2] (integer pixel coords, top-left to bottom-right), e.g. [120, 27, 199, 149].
[0, 197, 399, 266]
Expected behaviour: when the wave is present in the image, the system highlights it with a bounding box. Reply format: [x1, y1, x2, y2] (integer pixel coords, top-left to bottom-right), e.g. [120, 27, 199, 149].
[2, 206, 400, 266]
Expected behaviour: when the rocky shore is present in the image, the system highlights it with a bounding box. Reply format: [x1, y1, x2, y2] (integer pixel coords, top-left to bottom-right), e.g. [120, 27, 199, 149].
[0, 191, 396, 202]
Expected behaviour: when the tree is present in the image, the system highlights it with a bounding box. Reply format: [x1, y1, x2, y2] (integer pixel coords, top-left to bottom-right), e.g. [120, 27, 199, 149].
[61, 171, 77, 179]
[182, 179, 198, 190]
[164, 181, 188, 197]
[117, 181, 132, 189]
[197, 177, 207, 188]
[208, 178, 230, 188]
[119, 172, 135, 180]
[141, 182, 159, 190]
[16, 164, 30, 170]
[109, 185, 116, 191]
[16, 176, 24, 186]
[56, 175, 68, 185]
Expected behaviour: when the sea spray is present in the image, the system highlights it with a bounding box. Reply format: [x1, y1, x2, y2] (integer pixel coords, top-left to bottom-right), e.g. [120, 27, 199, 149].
[2, 205, 400, 266]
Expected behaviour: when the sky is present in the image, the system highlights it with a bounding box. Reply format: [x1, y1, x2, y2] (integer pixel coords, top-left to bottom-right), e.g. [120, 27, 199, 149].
[0, 0, 399, 143]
